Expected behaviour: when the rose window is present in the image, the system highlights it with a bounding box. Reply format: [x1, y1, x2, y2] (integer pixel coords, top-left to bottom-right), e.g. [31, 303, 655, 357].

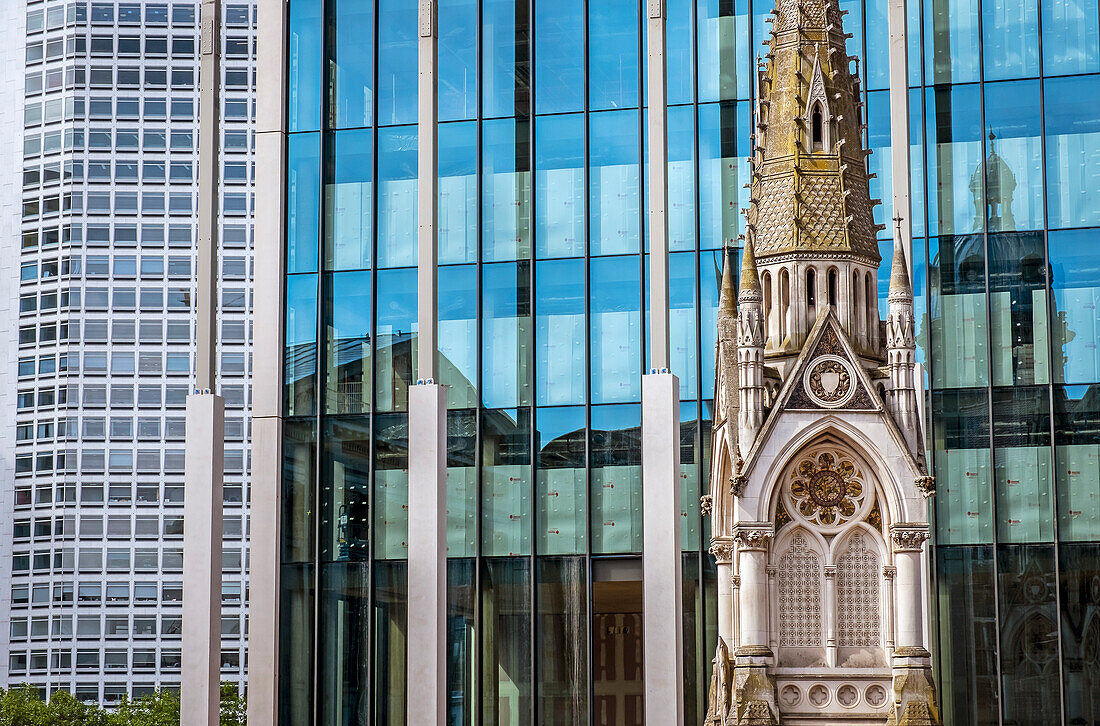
[788, 450, 866, 526]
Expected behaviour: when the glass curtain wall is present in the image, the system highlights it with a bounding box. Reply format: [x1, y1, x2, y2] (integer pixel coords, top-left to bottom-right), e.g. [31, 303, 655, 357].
[919, 0, 1100, 722]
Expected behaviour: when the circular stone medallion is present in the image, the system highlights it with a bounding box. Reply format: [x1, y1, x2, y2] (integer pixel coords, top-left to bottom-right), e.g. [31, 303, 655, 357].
[803, 355, 856, 408]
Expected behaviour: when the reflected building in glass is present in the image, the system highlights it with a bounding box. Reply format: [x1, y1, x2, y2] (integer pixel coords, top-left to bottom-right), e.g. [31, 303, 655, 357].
[253, 0, 1100, 723]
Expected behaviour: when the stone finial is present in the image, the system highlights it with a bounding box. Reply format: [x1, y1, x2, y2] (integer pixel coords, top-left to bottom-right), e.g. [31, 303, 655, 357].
[888, 214, 912, 302]
[718, 243, 737, 318]
[738, 235, 761, 302]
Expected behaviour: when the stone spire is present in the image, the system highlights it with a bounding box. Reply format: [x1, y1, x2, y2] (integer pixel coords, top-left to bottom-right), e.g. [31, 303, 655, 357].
[888, 216, 912, 302]
[885, 215, 919, 454]
[747, 0, 882, 262]
[718, 244, 737, 319]
[738, 234, 761, 302]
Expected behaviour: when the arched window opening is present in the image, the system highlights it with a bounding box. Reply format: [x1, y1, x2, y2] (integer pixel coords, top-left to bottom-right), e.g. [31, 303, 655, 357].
[836, 533, 881, 647]
[828, 269, 838, 307]
[853, 271, 863, 339]
[763, 271, 773, 345]
[806, 268, 816, 308]
[778, 532, 822, 647]
[811, 105, 824, 151]
[780, 268, 790, 343]
[865, 273, 876, 344]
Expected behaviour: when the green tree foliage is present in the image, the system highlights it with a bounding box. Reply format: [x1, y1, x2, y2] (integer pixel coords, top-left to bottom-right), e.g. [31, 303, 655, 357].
[0, 683, 244, 726]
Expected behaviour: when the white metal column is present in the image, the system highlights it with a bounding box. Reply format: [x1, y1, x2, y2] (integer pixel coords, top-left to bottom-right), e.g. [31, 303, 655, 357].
[183, 1, 224, 724]
[407, 1, 447, 724]
[643, 2, 684, 724]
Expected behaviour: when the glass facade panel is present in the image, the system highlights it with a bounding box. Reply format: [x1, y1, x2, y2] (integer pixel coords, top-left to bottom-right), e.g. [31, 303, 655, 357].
[285, 274, 318, 415]
[924, 0, 981, 84]
[439, 0, 478, 121]
[930, 235, 988, 389]
[481, 559, 533, 724]
[993, 386, 1053, 543]
[482, 262, 532, 408]
[697, 0, 750, 101]
[378, 0, 418, 126]
[534, 0, 585, 114]
[439, 266, 479, 409]
[481, 409, 533, 556]
[318, 563, 370, 725]
[447, 559, 476, 723]
[1054, 384, 1100, 541]
[934, 389, 993, 544]
[377, 126, 418, 268]
[984, 82, 1044, 232]
[591, 256, 641, 403]
[536, 407, 587, 555]
[373, 413, 409, 559]
[288, 133, 321, 273]
[321, 419, 372, 563]
[668, 106, 697, 252]
[982, 0, 1040, 80]
[589, 0, 640, 110]
[327, 129, 373, 271]
[989, 233, 1049, 386]
[447, 412, 479, 557]
[698, 102, 747, 250]
[1049, 230, 1100, 384]
[591, 404, 642, 553]
[1044, 75, 1100, 229]
[1058, 543, 1100, 723]
[589, 110, 640, 256]
[482, 118, 532, 261]
[1042, 0, 1100, 75]
[373, 562, 408, 725]
[439, 122, 478, 264]
[926, 85, 983, 236]
[535, 114, 585, 258]
[375, 268, 416, 412]
[998, 545, 1060, 723]
[482, 0, 531, 118]
[330, 0, 374, 129]
[536, 259, 586, 406]
[288, 0, 322, 132]
[325, 272, 372, 416]
[936, 547, 999, 725]
[536, 558, 588, 723]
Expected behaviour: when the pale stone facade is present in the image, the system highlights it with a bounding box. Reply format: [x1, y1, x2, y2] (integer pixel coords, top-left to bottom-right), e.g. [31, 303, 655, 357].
[702, 0, 941, 723]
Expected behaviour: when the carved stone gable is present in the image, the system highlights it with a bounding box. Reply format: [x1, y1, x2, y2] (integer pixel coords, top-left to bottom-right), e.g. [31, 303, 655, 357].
[787, 324, 875, 410]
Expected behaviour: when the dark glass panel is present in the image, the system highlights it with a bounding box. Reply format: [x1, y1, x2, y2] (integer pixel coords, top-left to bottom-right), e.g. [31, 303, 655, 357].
[1044, 75, 1100, 230]
[447, 410, 478, 556]
[326, 128, 373, 271]
[324, 271, 372, 415]
[373, 561, 408, 725]
[683, 552, 701, 726]
[1042, 0, 1100, 75]
[534, 113, 585, 258]
[279, 564, 315, 726]
[282, 420, 317, 565]
[287, 132, 320, 273]
[482, 408, 533, 556]
[533, 0, 584, 114]
[1059, 542, 1100, 724]
[1049, 229, 1100, 384]
[482, 0, 530, 118]
[482, 118, 532, 261]
[923, 0, 980, 84]
[925, 85, 983, 237]
[439, 0, 477, 121]
[929, 234, 988, 389]
[482, 261, 533, 408]
[982, 0, 1039, 80]
[935, 547, 999, 726]
[377, 126, 418, 268]
[376, 267, 416, 412]
[318, 563, 370, 726]
[378, 0, 418, 126]
[535, 258, 586, 406]
[591, 257, 641, 404]
[932, 389, 992, 544]
[536, 406, 587, 555]
[697, 0, 749, 102]
[321, 418, 371, 562]
[589, 110, 640, 256]
[588, 0, 639, 110]
[439, 121, 478, 264]
[998, 545, 1060, 724]
[447, 559, 476, 725]
[591, 404, 642, 553]
[373, 412, 409, 559]
[482, 558, 533, 725]
[1053, 384, 1100, 541]
[288, 0, 322, 132]
[285, 274, 318, 415]
[536, 557, 588, 724]
[592, 559, 643, 721]
[993, 386, 1054, 543]
[439, 265, 478, 409]
[330, 0, 374, 129]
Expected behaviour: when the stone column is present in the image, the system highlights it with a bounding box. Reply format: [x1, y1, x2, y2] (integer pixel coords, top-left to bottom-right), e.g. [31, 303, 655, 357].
[733, 524, 778, 725]
[824, 565, 838, 667]
[883, 565, 897, 652]
[710, 539, 736, 651]
[889, 523, 942, 726]
[766, 565, 778, 653]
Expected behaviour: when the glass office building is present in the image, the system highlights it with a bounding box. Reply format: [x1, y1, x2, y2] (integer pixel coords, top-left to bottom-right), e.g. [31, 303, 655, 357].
[264, 0, 1100, 723]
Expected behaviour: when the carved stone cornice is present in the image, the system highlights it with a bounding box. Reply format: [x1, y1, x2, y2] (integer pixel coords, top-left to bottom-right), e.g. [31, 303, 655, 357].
[709, 538, 736, 564]
[890, 524, 931, 552]
[823, 565, 837, 579]
[733, 523, 774, 551]
[914, 475, 936, 498]
[882, 565, 897, 580]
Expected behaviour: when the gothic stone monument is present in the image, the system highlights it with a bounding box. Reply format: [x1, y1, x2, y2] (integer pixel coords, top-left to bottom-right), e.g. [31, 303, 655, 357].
[701, 0, 941, 723]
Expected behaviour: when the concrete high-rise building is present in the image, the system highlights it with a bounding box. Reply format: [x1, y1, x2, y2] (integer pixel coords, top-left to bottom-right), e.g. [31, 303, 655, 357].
[0, 0, 255, 705]
[251, 0, 1100, 724]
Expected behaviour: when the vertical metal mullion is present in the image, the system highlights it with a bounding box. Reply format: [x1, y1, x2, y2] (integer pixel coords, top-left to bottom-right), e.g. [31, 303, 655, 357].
[1033, 6, 1067, 722]
[972, 13, 1006, 719]
[580, 0, 595, 721]
[366, 0, 381, 718]
[473, 0, 485, 721]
